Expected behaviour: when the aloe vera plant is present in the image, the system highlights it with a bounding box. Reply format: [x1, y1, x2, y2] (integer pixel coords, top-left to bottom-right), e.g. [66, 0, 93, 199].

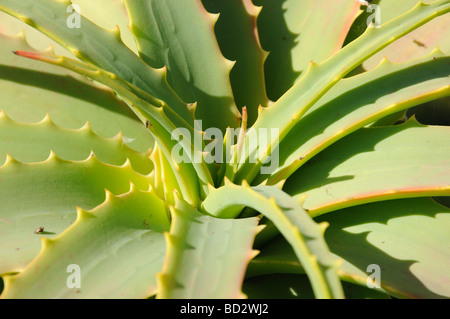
[0, 0, 449, 299]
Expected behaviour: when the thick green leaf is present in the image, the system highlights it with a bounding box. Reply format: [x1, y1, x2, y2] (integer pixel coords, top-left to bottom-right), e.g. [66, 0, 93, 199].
[157, 197, 260, 298]
[202, 182, 343, 299]
[13, 50, 216, 205]
[262, 50, 450, 183]
[248, 199, 450, 298]
[0, 0, 136, 54]
[125, 0, 240, 130]
[72, 0, 137, 53]
[0, 10, 69, 55]
[149, 144, 181, 206]
[0, 0, 191, 121]
[352, 0, 450, 69]
[1, 188, 168, 298]
[201, 0, 268, 124]
[254, 0, 360, 100]
[0, 111, 152, 174]
[0, 154, 150, 274]
[234, 0, 450, 183]
[285, 121, 450, 217]
[318, 198, 450, 298]
[365, 14, 450, 69]
[0, 33, 153, 153]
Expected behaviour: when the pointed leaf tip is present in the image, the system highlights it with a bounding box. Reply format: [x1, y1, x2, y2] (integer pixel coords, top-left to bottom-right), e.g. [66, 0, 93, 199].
[12, 50, 41, 59]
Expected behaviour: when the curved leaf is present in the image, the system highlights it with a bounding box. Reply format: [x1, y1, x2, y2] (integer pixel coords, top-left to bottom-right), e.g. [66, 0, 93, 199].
[13, 50, 216, 205]
[0, 111, 152, 174]
[0, 33, 153, 153]
[0, 10, 69, 55]
[318, 197, 450, 298]
[248, 198, 450, 298]
[0, 0, 191, 121]
[201, 0, 268, 124]
[263, 50, 450, 183]
[285, 121, 450, 217]
[72, 0, 137, 53]
[202, 182, 343, 299]
[0, 0, 136, 54]
[234, 0, 450, 183]
[125, 0, 240, 130]
[157, 197, 260, 299]
[0, 154, 150, 274]
[354, 0, 450, 69]
[364, 13, 450, 69]
[1, 188, 168, 299]
[254, 0, 360, 101]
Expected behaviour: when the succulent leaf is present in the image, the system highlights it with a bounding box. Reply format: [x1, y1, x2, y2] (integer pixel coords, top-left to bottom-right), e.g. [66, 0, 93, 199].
[0, 111, 152, 174]
[157, 197, 260, 299]
[248, 196, 450, 298]
[284, 120, 450, 217]
[0, 32, 153, 152]
[254, 0, 360, 101]
[72, 0, 137, 53]
[263, 50, 450, 183]
[0, 0, 192, 122]
[13, 50, 215, 205]
[125, 0, 240, 131]
[319, 197, 450, 298]
[0, 0, 447, 300]
[0, 154, 151, 274]
[234, 0, 450, 184]
[1, 188, 168, 298]
[202, 183, 343, 299]
[201, 0, 268, 124]
[346, 0, 450, 69]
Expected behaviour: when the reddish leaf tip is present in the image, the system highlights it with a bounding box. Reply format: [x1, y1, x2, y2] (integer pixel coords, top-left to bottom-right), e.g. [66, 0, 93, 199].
[12, 50, 37, 58]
